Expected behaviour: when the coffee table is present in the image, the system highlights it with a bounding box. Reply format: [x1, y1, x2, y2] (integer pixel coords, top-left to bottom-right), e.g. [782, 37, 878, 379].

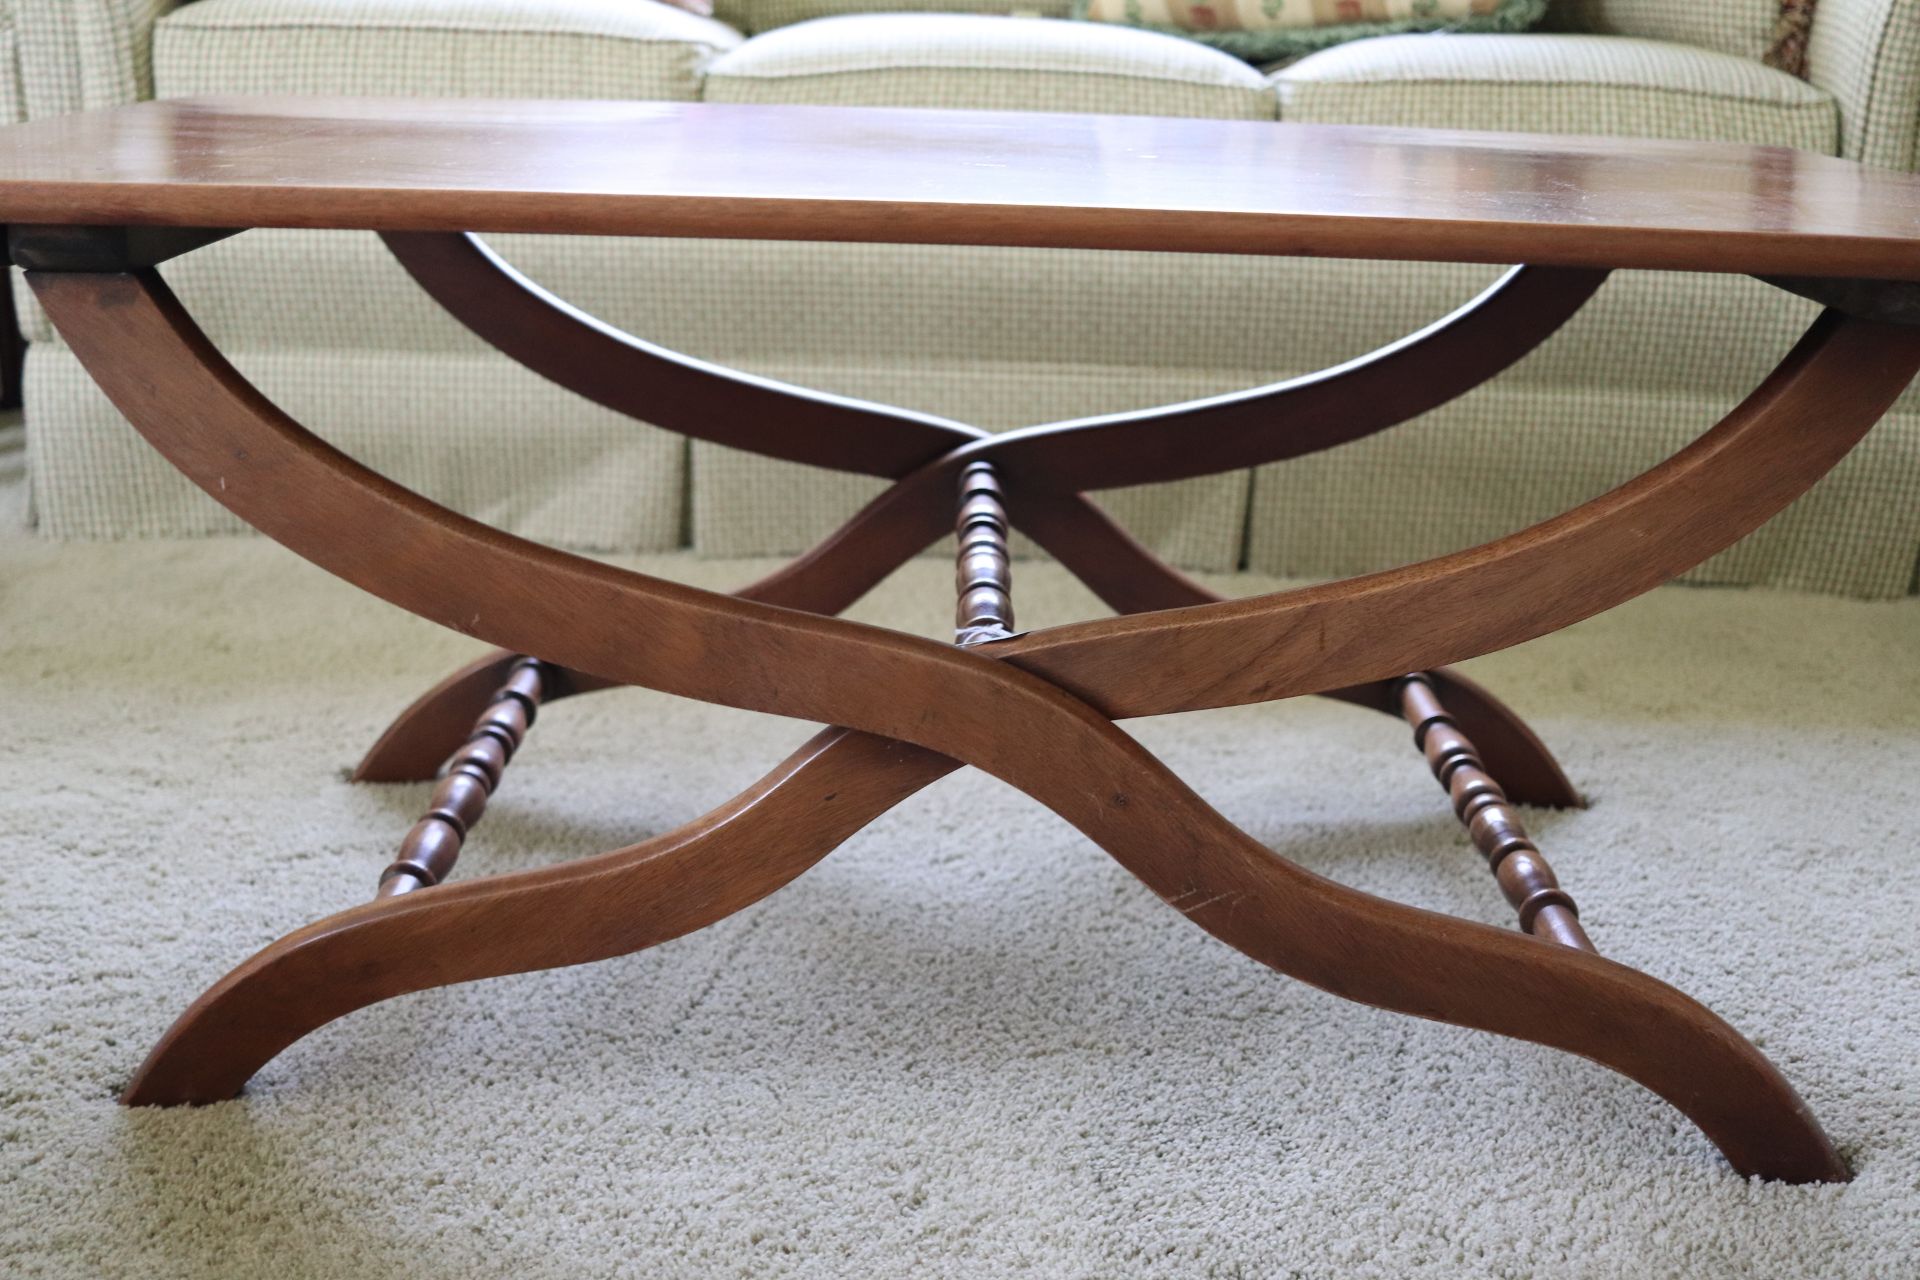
[6, 99, 1917, 1184]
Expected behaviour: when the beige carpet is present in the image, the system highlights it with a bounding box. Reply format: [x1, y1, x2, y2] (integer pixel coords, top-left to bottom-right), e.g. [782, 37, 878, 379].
[2, 497, 1918, 1277]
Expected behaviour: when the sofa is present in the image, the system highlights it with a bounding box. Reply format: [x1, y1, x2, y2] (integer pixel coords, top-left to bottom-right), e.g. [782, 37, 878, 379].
[5, 1, 1920, 595]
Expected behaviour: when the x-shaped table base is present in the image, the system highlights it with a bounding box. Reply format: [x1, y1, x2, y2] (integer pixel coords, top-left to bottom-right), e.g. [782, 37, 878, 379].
[34, 231, 1920, 1185]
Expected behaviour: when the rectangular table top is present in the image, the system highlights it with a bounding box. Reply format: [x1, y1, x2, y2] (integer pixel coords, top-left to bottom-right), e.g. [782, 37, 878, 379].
[2, 97, 1919, 280]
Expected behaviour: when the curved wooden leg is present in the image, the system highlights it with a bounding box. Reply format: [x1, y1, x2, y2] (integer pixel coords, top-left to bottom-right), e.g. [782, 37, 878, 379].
[373, 233, 1598, 800]
[998, 309, 1920, 719]
[125, 728, 959, 1105]
[355, 606, 1579, 806]
[379, 230, 984, 477]
[132, 697, 1846, 1184]
[382, 231, 1607, 491]
[1006, 484, 1584, 807]
[353, 458, 960, 782]
[1079, 774, 1846, 1183]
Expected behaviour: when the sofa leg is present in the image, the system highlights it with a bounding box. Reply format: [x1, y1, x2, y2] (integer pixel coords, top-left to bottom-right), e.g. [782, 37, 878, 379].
[0, 268, 25, 411]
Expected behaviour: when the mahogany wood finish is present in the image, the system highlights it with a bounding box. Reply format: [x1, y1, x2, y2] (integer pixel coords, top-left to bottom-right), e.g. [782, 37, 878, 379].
[354, 650, 538, 784]
[379, 231, 979, 479]
[1398, 675, 1593, 952]
[974, 267, 1609, 492]
[130, 726, 961, 1108]
[18, 98, 1920, 1187]
[4, 99, 1920, 285]
[384, 229, 1605, 493]
[347, 464, 966, 782]
[37, 266, 1894, 1185]
[999, 486, 1585, 809]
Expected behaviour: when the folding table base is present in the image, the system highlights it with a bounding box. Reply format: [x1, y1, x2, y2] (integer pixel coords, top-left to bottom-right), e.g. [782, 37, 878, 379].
[34, 234, 1920, 1186]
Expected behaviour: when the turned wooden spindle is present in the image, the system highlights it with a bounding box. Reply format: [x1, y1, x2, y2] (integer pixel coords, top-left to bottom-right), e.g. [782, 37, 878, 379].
[1397, 674, 1594, 952]
[376, 658, 547, 897]
[955, 461, 1014, 646]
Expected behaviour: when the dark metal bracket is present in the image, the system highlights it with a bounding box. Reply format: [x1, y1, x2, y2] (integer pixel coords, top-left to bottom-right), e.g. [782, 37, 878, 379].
[8, 224, 241, 272]
[1758, 274, 1920, 327]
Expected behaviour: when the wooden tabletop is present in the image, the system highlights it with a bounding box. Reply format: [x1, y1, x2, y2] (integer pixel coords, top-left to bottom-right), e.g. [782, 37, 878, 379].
[2, 97, 1919, 279]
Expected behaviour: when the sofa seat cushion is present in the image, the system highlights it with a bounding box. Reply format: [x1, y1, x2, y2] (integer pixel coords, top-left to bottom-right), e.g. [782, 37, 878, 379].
[703, 14, 1274, 117]
[1273, 34, 1838, 152]
[153, 0, 742, 101]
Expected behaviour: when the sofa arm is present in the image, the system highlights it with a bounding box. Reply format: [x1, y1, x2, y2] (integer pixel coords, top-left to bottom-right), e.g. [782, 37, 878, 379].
[1807, 0, 1920, 169]
[152, 0, 742, 102]
[14, 0, 182, 117]
[0, 1, 23, 125]
[1542, 2, 1779, 61]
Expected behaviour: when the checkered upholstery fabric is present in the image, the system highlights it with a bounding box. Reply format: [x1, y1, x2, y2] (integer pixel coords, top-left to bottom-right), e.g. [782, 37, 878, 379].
[0, 6, 24, 123]
[1274, 34, 1838, 150]
[26, 338, 688, 549]
[1806, 0, 1920, 168]
[153, 0, 741, 99]
[702, 14, 1274, 116]
[1542, 0, 1782, 60]
[1238, 262, 1920, 598]
[13, 0, 177, 117]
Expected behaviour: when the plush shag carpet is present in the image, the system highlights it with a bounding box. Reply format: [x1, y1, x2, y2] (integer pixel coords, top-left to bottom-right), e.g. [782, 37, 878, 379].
[2, 492, 1918, 1277]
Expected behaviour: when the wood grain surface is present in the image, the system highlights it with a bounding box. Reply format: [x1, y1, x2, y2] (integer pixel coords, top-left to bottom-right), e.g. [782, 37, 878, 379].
[2, 99, 1919, 278]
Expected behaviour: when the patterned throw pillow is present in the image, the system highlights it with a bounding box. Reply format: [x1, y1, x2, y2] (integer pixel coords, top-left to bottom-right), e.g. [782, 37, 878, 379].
[1075, 0, 1549, 63]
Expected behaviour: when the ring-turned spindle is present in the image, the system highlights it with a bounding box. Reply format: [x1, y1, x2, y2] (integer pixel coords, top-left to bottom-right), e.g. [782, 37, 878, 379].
[1397, 674, 1593, 951]
[955, 461, 1014, 646]
[376, 657, 548, 897]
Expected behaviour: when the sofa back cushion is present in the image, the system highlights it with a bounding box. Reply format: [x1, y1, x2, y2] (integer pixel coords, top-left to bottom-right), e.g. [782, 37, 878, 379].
[1076, 0, 1547, 65]
[1543, 0, 1782, 62]
[740, 0, 1072, 35]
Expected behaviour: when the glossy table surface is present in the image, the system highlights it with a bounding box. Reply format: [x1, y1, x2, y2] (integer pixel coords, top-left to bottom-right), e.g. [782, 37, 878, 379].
[2, 97, 1919, 278]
